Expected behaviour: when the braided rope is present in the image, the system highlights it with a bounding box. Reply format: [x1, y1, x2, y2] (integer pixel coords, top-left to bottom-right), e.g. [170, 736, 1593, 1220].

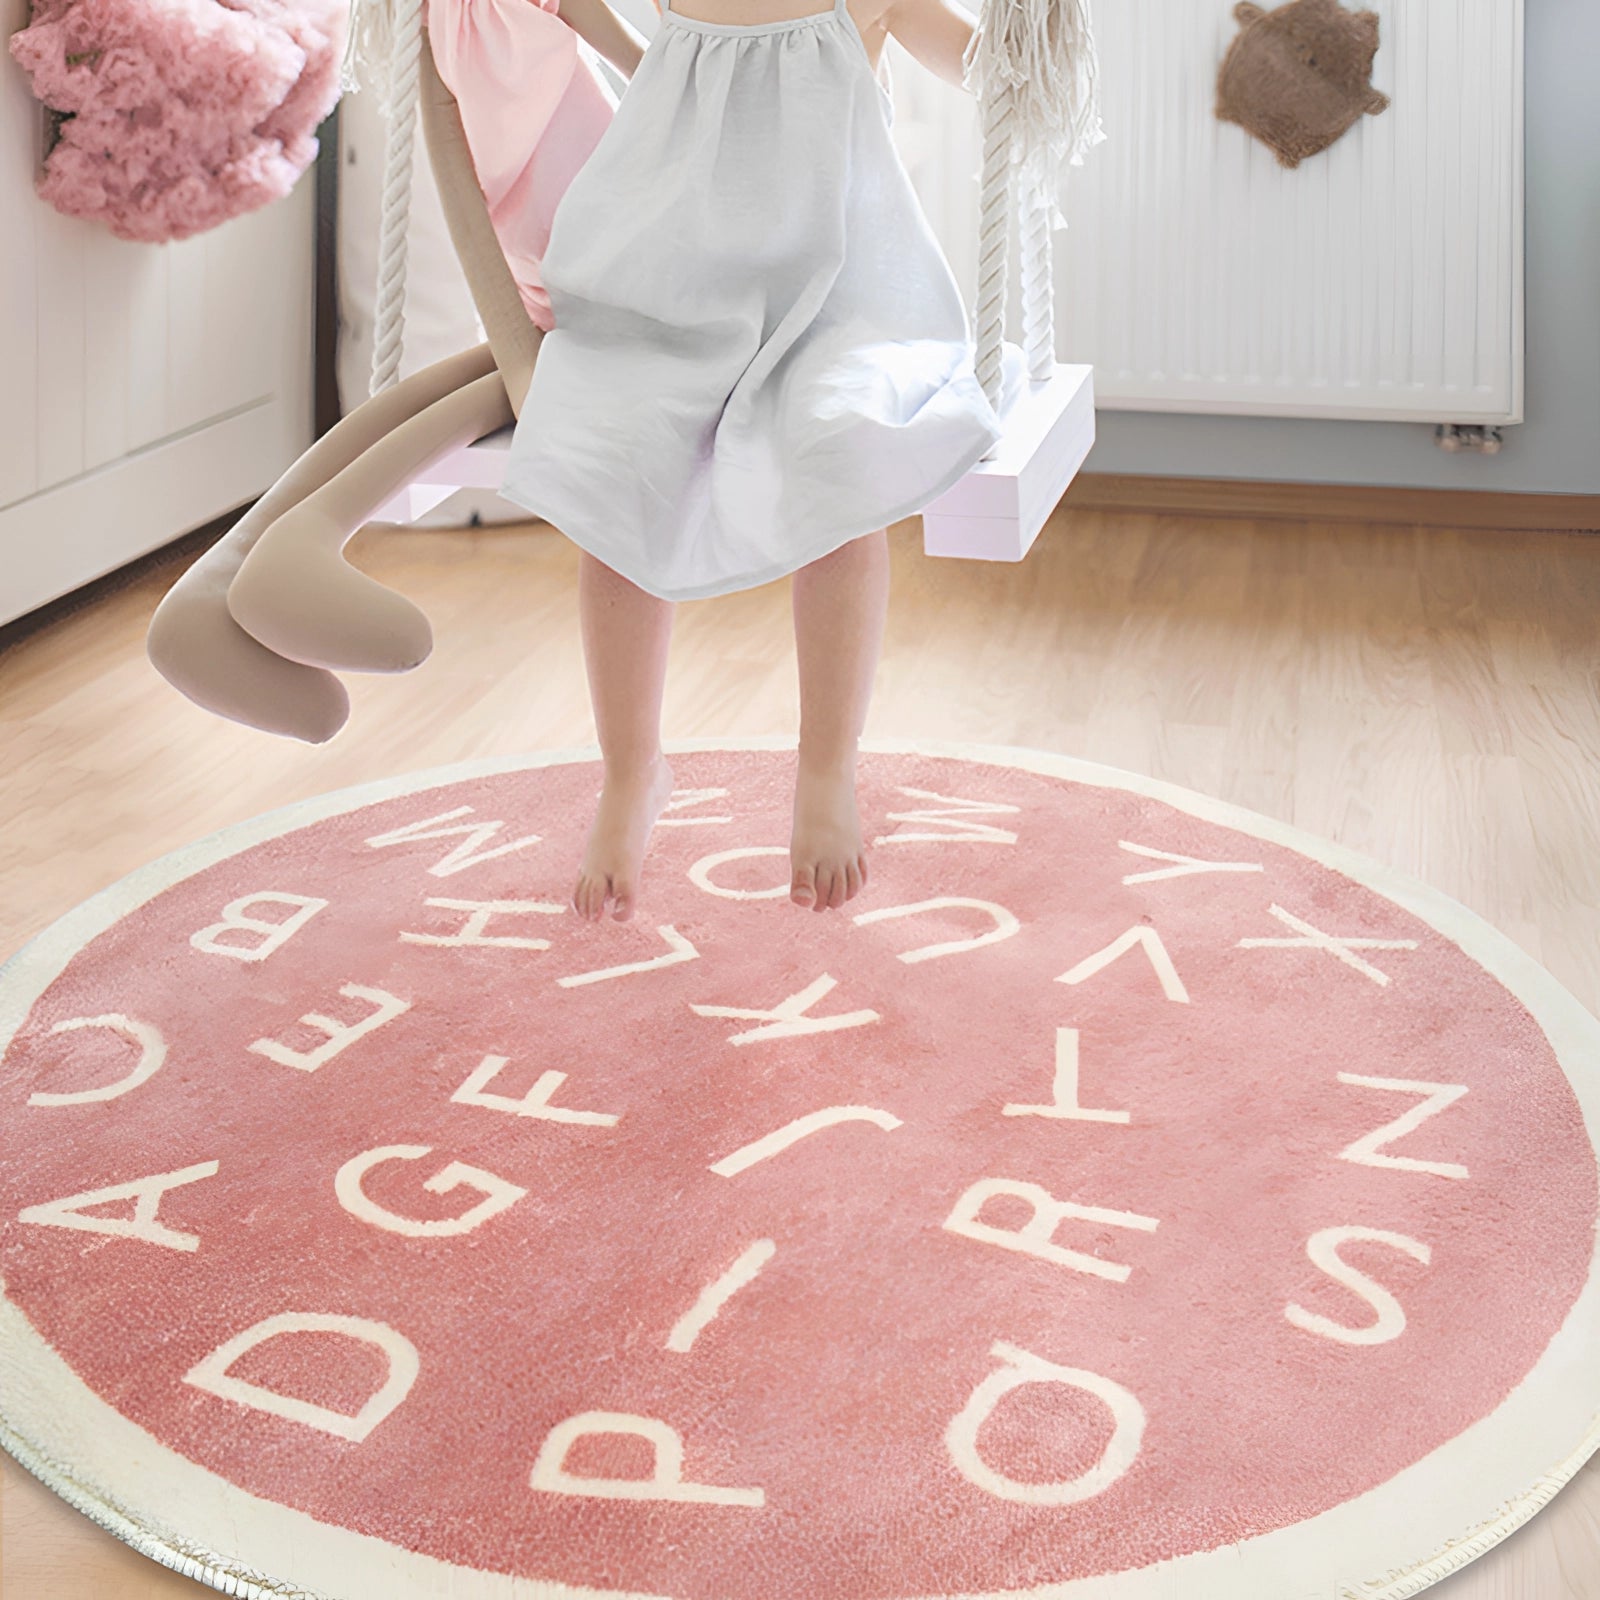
[965, 0, 1104, 409]
[1018, 191, 1053, 381]
[973, 78, 1013, 411]
[369, 0, 425, 395]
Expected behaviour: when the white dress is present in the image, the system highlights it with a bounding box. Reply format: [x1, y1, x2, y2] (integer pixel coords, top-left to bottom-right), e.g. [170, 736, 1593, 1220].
[498, 0, 1007, 602]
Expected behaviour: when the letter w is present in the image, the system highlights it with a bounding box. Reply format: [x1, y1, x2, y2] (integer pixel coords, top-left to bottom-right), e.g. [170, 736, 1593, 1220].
[364, 806, 542, 877]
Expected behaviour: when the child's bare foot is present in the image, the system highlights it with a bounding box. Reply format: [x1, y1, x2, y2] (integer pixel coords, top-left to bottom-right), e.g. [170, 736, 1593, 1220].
[790, 755, 868, 912]
[573, 755, 675, 922]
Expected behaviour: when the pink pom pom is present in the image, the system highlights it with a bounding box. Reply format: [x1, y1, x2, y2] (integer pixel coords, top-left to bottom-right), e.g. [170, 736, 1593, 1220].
[9, 0, 348, 243]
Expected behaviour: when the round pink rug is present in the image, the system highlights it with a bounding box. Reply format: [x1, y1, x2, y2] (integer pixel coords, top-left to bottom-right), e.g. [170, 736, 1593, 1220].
[2, 738, 1598, 1600]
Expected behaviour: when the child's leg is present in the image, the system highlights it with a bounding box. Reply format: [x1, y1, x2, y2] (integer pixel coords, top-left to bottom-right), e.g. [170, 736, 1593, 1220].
[789, 527, 890, 911]
[573, 549, 676, 922]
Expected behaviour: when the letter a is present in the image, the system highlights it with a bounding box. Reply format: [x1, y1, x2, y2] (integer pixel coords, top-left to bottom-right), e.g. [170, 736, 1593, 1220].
[184, 1312, 419, 1441]
[18, 1160, 220, 1252]
[530, 1412, 764, 1506]
[947, 1341, 1145, 1505]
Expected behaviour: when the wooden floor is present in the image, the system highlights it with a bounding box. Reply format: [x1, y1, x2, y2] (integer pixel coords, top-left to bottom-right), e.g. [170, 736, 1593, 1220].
[3, 507, 1600, 1597]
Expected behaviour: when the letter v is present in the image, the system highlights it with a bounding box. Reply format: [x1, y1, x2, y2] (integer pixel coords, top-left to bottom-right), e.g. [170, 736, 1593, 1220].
[1056, 927, 1190, 1004]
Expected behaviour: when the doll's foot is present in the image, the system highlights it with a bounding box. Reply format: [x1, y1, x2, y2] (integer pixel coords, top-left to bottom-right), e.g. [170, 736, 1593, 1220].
[573, 755, 675, 923]
[790, 754, 868, 913]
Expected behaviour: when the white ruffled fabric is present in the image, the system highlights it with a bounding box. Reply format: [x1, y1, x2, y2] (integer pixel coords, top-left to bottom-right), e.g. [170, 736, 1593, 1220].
[499, 0, 1005, 602]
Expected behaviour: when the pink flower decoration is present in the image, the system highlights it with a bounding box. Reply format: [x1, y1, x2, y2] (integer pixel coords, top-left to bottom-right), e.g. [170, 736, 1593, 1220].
[10, 0, 346, 243]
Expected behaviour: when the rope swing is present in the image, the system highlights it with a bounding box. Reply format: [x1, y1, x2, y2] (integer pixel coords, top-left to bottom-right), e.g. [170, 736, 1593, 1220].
[344, 0, 427, 395]
[349, 0, 1103, 409]
[961, 0, 1104, 403]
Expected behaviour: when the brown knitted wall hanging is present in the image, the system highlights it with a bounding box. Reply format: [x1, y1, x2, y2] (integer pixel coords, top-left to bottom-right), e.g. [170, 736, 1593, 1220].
[1216, 0, 1390, 168]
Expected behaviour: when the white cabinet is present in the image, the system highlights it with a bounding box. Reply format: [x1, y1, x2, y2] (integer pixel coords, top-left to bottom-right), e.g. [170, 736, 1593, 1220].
[1, 2, 315, 625]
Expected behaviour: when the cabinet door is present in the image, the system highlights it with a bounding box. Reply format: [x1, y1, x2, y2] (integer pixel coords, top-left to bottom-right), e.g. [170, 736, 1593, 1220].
[1, 49, 316, 623]
[0, 0, 42, 512]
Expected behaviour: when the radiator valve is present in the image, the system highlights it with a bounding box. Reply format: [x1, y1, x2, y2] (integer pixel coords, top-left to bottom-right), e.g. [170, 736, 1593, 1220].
[1435, 424, 1503, 455]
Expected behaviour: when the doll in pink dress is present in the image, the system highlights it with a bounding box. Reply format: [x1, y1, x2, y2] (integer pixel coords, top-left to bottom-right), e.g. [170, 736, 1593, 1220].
[426, 0, 620, 333]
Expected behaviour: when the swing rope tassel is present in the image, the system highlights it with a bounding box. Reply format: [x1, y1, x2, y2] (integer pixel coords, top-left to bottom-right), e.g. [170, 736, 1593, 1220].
[962, 0, 1105, 408]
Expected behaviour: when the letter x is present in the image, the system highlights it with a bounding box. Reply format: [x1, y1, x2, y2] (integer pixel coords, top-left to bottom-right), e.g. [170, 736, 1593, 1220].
[1237, 903, 1418, 986]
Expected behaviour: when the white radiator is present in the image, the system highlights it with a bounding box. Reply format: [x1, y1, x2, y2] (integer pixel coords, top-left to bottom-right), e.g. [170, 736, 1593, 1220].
[890, 0, 1524, 424]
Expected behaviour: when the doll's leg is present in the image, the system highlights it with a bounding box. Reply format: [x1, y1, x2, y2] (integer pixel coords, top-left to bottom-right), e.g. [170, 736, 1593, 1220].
[227, 371, 515, 674]
[146, 343, 499, 743]
[788, 528, 889, 912]
[572, 550, 676, 924]
[419, 35, 541, 417]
